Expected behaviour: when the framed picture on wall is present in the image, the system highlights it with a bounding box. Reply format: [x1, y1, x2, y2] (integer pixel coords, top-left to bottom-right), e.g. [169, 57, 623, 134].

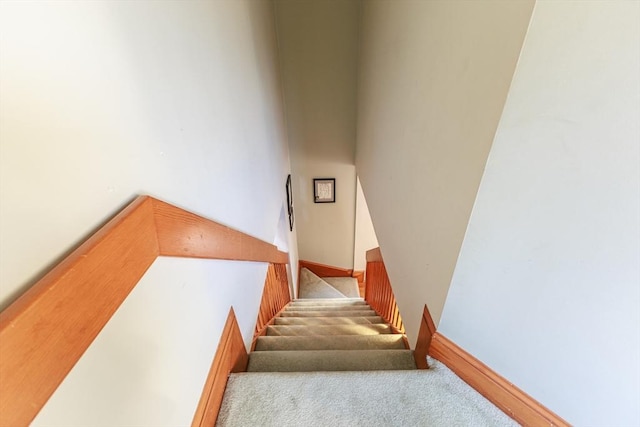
[286, 174, 294, 231]
[313, 178, 335, 203]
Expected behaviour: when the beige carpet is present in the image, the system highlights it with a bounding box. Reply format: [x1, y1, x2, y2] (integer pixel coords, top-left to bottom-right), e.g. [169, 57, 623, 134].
[298, 268, 345, 299]
[217, 358, 518, 427]
[323, 277, 360, 298]
[219, 297, 516, 426]
[298, 268, 360, 299]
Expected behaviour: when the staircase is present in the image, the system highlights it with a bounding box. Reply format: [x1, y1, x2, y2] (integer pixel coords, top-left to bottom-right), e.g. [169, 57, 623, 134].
[216, 268, 518, 426]
[248, 298, 416, 372]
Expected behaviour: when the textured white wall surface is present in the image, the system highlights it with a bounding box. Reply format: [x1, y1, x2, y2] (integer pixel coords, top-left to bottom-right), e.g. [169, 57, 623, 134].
[275, 0, 359, 269]
[439, 1, 640, 424]
[353, 177, 378, 271]
[355, 0, 535, 341]
[33, 258, 268, 427]
[0, 1, 295, 424]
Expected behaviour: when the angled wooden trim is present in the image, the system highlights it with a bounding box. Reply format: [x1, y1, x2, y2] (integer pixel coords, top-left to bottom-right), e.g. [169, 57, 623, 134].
[352, 270, 365, 283]
[0, 196, 159, 427]
[192, 308, 248, 427]
[0, 195, 290, 426]
[414, 304, 437, 369]
[152, 198, 288, 264]
[299, 259, 353, 278]
[429, 333, 569, 427]
[365, 247, 383, 262]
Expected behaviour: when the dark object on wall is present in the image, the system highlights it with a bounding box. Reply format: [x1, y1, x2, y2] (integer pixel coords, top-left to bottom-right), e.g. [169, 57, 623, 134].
[286, 174, 294, 231]
[313, 178, 336, 203]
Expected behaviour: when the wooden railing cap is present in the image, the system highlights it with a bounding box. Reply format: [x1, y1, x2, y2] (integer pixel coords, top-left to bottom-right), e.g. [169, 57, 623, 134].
[366, 247, 383, 263]
[0, 194, 289, 426]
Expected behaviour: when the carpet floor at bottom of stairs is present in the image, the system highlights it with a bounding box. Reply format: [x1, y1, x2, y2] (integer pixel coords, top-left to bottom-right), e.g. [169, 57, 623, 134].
[216, 358, 518, 427]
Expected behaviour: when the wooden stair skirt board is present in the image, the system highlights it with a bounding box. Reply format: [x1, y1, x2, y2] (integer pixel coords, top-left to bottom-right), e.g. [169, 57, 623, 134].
[428, 333, 569, 427]
[364, 247, 405, 335]
[192, 308, 247, 427]
[413, 304, 437, 369]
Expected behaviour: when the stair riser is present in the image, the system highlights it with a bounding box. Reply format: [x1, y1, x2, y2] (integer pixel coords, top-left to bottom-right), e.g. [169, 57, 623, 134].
[247, 350, 417, 372]
[267, 324, 390, 336]
[274, 316, 384, 326]
[255, 335, 407, 351]
[290, 299, 365, 305]
[280, 311, 377, 317]
[284, 305, 374, 311]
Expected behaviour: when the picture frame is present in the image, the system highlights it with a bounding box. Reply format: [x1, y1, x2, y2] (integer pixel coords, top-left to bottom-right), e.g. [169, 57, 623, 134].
[286, 174, 294, 231]
[313, 178, 335, 203]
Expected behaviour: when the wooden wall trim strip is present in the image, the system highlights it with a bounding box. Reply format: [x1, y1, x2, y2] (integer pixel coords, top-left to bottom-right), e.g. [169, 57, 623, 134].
[413, 304, 437, 369]
[0, 196, 159, 427]
[429, 333, 569, 427]
[192, 308, 248, 427]
[298, 260, 355, 299]
[0, 195, 290, 427]
[298, 259, 354, 278]
[152, 198, 288, 264]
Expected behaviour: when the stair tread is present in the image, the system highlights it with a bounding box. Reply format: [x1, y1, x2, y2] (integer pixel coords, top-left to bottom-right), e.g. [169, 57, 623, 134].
[280, 310, 377, 317]
[275, 316, 384, 326]
[266, 324, 390, 336]
[291, 298, 364, 304]
[284, 305, 374, 311]
[247, 349, 417, 372]
[254, 334, 407, 351]
[218, 363, 517, 427]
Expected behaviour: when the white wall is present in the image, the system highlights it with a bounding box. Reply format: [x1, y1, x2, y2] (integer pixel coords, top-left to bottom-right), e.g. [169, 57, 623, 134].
[356, 0, 535, 342]
[439, 2, 640, 424]
[32, 258, 268, 427]
[0, 0, 295, 425]
[274, 0, 359, 269]
[353, 176, 378, 271]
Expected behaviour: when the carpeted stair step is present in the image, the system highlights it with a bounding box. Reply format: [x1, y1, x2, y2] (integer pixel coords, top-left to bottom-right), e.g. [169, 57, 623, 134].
[289, 298, 365, 305]
[274, 316, 384, 326]
[280, 310, 377, 317]
[266, 324, 390, 336]
[284, 304, 375, 312]
[254, 334, 407, 351]
[247, 349, 417, 372]
[218, 362, 519, 427]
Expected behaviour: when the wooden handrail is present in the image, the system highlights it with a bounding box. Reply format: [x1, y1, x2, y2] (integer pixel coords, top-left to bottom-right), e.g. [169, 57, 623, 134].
[0, 195, 288, 427]
[153, 198, 288, 264]
[364, 248, 405, 334]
